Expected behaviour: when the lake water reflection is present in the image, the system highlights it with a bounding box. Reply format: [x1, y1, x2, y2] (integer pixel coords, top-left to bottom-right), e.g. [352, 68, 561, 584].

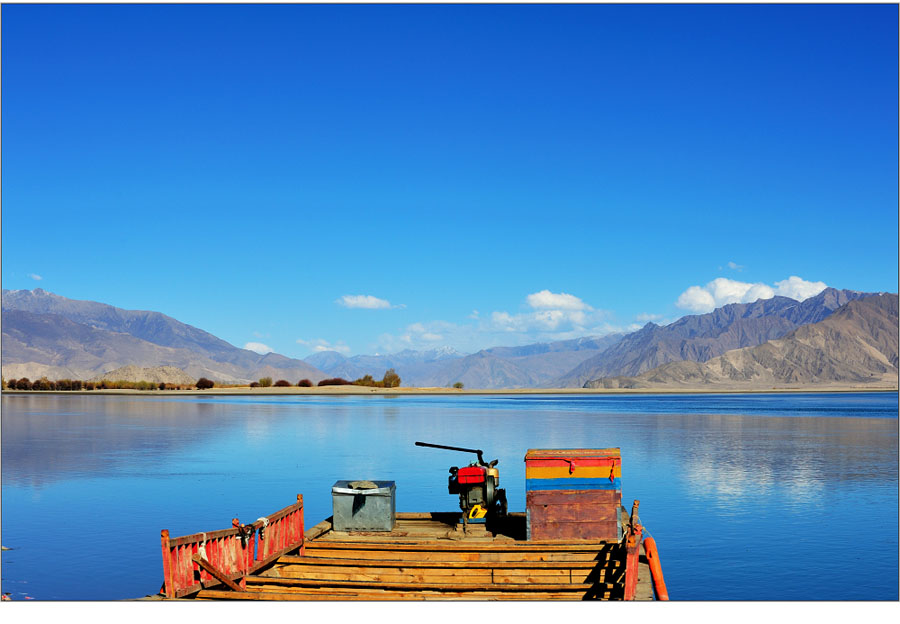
[1, 392, 897, 600]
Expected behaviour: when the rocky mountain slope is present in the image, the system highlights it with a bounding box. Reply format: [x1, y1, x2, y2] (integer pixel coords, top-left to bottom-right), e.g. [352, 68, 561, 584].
[587, 294, 899, 389]
[307, 335, 624, 388]
[554, 288, 872, 387]
[1, 289, 326, 383]
[89, 365, 196, 384]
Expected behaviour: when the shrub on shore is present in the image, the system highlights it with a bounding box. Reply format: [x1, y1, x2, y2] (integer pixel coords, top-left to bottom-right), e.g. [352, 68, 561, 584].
[318, 377, 352, 386]
[297, 379, 313, 387]
[249, 381, 260, 388]
[196, 378, 215, 390]
[273, 379, 291, 387]
[258, 377, 273, 387]
[453, 382, 464, 389]
[16, 378, 32, 390]
[382, 369, 401, 388]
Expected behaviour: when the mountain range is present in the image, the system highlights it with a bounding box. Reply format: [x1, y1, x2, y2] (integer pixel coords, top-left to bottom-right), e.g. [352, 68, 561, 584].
[2, 287, 896, 389]
[1, 289, 326, 384]
[553, 288, 872, 387]
[587, 294, 899, 389]
[306, 335, 625, 388]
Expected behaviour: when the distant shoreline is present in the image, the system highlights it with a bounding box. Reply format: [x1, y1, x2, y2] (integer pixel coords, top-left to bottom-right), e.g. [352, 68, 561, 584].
[2, 385, 897, 397]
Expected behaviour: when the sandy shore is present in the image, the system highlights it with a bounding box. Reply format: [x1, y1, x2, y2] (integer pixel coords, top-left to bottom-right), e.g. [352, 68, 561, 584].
[2, 384, 896, 397]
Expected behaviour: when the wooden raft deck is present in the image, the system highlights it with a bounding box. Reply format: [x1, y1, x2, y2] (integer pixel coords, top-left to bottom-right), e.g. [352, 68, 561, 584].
[193, 512, 654, 601]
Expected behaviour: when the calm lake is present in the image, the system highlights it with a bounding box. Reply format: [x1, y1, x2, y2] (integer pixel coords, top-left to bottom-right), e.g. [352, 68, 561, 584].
[1, 392, 897, 601]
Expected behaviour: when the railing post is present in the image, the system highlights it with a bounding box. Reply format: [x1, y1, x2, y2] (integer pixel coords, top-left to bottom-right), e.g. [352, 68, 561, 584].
[160, 529, 175, 598]
[623, 500, 643, 601]
[297, 494, 305, 557]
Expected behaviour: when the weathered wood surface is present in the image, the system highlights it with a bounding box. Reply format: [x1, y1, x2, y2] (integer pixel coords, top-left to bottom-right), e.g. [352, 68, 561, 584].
[248, 574, 611, 592]
[191, 554, 244, 592]
[527, 489, 622, 541]
[176, 508, 654, 601]
[526, 489, 620, 506]
[195, 588, 614, 601]
[278, 555, 618, 569]
[298, 547, 612, 562]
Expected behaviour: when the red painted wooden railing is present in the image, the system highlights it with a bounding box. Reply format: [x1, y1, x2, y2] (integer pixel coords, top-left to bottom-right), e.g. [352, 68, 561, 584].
[160, 494, 305, 598]
[623, 499, 643, 601]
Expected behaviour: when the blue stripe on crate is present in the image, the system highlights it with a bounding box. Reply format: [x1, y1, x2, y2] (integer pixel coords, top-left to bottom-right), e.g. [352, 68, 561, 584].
[525, 477, 622, 491]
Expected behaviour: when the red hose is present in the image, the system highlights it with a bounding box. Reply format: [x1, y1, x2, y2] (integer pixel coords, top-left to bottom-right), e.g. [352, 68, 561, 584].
[642, 535, 669, 601]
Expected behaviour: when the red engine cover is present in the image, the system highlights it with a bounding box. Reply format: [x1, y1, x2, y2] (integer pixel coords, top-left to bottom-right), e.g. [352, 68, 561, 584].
[457, 466, 486, 484]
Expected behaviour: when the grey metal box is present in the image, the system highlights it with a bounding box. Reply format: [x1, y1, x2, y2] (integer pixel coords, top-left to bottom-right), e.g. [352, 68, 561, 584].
[332, 480, 396, 532]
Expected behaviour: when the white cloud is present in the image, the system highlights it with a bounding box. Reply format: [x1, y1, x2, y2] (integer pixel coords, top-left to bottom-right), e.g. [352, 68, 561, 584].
[374, 291, 624, 355]
[727, 261, 744, 271]
[482, 289, 599, 334]
[774, 276, 828, 301]
[676, 276, 828, 313]
[28, 273, 42, 281]
[675, 285, 718, 313]
[297, 338, 351, 354]
[244, 342, 274, 354]
[526, 290, 589, 311]
[336, 294, 394, 309]
[635, 313, 663, 322]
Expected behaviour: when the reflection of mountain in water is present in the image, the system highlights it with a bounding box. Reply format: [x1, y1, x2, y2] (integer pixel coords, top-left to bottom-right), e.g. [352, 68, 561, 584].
[3, 394, 896, 495]
[667, 413, 899, 497]
[0, 395, 292, 488]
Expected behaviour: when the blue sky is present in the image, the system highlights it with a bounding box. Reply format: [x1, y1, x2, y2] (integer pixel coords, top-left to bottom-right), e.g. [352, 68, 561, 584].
[2, 4, 897, 358]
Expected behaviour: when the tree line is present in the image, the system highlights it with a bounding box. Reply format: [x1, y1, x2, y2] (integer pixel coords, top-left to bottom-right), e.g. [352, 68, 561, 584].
[3, 377, 197, 391]
[3, 369, 403, 391]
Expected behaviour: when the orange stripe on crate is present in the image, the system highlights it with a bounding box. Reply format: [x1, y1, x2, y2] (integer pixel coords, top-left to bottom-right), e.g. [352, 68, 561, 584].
[525, 465, 621, 480]
[525, 458, 620, 469]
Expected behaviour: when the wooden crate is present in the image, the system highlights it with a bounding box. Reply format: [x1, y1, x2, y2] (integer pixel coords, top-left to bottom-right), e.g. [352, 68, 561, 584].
[525, 449, 622, 542]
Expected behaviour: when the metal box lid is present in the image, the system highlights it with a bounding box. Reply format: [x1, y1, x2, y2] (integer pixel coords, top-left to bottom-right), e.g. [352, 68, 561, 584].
[332, 480, 395, 496]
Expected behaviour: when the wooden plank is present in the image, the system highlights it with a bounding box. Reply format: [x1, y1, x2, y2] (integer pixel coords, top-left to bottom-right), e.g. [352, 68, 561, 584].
[623, 531, 642, 600]
[305, 540, 614, 552]
[242, 574, 608, 592]
[275, 566, 619, 584]
[526, 489, 621, 506]
[167, 527, 242, 547]
[276, 555, 616, 570]
[297, 548, 613, 563]
[278, 569, 495, 584]
[529, 521, 619, 541]
[634, 555, 655, 601]
[192, 554, 243, 592]
[264, 501, 302, 525]
[197, 589, 414, 601]
[529, 504, 619, 523]
[245, 584, 603, 599]
[196, 588, 604, 601]
[304, 519, 334, 541]
[525, 448, 620, 460]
